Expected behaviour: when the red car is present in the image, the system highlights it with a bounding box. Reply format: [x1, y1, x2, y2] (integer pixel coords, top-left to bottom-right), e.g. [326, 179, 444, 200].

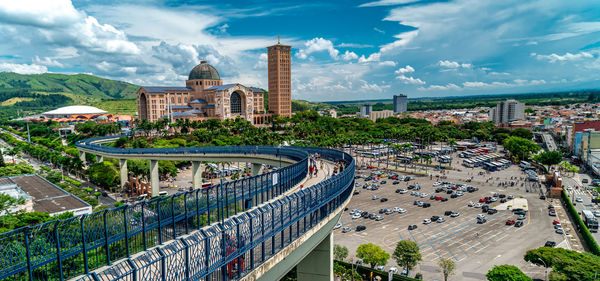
[435, 196, 442, 201]
[451, 186, 457, 190]
[506, 219, 516, 225]
[553, 219, 561, 225]
[391, 176, 397, 179]
[479, 198, 486, 203]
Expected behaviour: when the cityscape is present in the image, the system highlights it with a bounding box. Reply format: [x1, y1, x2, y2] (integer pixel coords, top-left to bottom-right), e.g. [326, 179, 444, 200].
[0, 1, 600, 281]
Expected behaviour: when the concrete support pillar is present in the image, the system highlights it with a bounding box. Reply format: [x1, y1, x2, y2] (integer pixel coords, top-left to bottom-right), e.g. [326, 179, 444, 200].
[251, 163, 262, 176]
[192, 161, 202, 189]
[97, 155, 104, 163]
[297, 232, 333, 281]
[150, 159, 159, 197]
[79, 151, 86, 163]
[119, 159, 128, 189]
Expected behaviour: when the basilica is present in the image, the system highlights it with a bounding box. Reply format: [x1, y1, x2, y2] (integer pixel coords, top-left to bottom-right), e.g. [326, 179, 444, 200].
[137, 41, 292, 126]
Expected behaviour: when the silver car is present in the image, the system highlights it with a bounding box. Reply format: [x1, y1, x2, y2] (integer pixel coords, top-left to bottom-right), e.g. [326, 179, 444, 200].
[342, 226, 351, 233]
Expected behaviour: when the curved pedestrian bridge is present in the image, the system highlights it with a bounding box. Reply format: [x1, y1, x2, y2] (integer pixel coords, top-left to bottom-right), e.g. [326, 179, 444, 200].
[0, 136, 355, 281]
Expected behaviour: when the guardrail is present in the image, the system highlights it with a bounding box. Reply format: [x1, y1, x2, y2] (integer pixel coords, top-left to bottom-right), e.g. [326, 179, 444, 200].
[1, 139, 351, 281]
[75, 147, 354, 281]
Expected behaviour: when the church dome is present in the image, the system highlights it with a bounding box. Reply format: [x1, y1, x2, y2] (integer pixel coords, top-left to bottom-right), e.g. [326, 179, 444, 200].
[188, 61, 220, 80]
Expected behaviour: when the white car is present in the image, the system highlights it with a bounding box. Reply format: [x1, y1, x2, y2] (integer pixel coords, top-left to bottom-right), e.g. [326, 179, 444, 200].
[397, 208, 407, 213]
[594, 211, 600, 217]
[342, 226, 351, 233]
[389, 267, 398, 274]
[489, 197, 497, 202]
[352, 214, 361, 219]
[398, 189, 408, 194]
[420, 193, 429, 198]
[433, 182, 442, 186]
[376, 265, 385, 271]
[450, 212, 460, 217]
[576, 197, 583, 202]
[423, 219, 432, 224]
[477, 214, 486, 219]
[393, 207, 402, 213]
[474, 203, 483, 208]
[334, 223, 342, 229]
[372, 195, 380, 200]
[468, 201, 474, 207]
[437, 217, 445, 223]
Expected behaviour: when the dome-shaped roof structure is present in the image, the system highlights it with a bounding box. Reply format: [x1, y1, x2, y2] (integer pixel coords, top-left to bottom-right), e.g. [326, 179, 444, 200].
[188, 61, 220, 80]
[43, 105, 107, 116]
[96, 115, 108, 120]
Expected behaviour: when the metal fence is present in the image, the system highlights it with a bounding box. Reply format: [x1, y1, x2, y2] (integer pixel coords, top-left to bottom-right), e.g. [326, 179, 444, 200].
[75, 146, 354, 281]
[0, 139, 329, 281]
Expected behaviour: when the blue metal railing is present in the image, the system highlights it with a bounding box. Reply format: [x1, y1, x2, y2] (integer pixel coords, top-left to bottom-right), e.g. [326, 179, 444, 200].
[0, 139, 351, 281]
[77, 147, 354, 281]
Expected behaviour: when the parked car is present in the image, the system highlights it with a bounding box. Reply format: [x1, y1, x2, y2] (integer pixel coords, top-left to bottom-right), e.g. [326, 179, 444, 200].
[553, 219, 561, 225]
[468, 201, 475, 207]
[334, 223, 342, 229]
[422, 203, 431, 208]
[380, 198, 388, 202]
[431, 215, 440, 221]
[372, 195, 379, 200]
[423, 219, 432, 224]
[517, 215, 526, 220]
[376, 265, 385, 271]
[450, 212, 460, 217]
[441, 198, 448, 202]
[515, 221, 523, 227]
[408, 224, 418, 230]
[549, 210, 556, 216]
[389, 267, 398, 274]
[444, 211, 453, 216]
[474, 203, 482, 208]
[437, 217, 445, 223]
[544, 241, 556, 247]
[342, 226, 351, 233]
[487, 209, 498, 215]
[576, 197, 583, 203]
[356, 225, 367, 231]
[393, 181, 400, 185]
[506, 219, 516, 225]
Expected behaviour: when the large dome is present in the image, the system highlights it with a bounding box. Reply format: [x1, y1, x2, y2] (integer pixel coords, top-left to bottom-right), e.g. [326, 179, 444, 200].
[188, 61, 220, 80]
[43, 105, 107, 116]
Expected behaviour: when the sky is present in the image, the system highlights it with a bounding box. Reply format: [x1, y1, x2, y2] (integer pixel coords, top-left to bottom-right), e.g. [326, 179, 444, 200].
[0, 0, 599, 102]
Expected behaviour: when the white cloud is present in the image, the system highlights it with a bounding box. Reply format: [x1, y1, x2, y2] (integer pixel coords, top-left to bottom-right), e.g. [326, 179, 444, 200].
[337, 43, 374, 48]
[380, 30, 419, 52]
[341, 50, 359, 61]
[0, 62, 47, 74]
[296, 37, 340, 60]
[395, 65, 415, 74]
[359, 80, 390, 92]
[358, 52, 381, 63]
[379, 61, 396, 66]
[254, 53, 268, 69]
[374, 27, 385, 34]
[438, 60, 472, 69]
[217, 24, 229, 33]
[463, 79, 546, 88]
[359, 0, 420, 8]
[396, 74, 425, 85]
[0, 0, 140, 55]
[418, 83, 460, 91]
[33, 56, 63, 67]
[533, 51, 594, 63]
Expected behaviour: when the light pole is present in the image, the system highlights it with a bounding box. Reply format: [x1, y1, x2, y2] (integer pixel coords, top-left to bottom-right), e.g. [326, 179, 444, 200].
[537, 259, 548, 281]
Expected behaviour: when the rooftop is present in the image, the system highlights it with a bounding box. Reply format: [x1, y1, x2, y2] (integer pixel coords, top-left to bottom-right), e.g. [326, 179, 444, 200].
[143, 86, 193, 93]
[43, 105, 107, 116]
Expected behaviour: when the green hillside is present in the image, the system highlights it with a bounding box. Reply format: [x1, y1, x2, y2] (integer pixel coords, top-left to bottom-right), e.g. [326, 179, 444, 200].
[0, 72, 140, 99]
[0, 72, 141, 116]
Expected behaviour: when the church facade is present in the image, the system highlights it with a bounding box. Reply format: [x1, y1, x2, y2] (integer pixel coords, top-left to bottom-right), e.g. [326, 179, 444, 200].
[137, 41, 291, 126]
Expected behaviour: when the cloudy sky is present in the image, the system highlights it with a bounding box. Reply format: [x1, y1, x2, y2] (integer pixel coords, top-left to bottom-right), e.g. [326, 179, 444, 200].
[0, 0, 599, 101]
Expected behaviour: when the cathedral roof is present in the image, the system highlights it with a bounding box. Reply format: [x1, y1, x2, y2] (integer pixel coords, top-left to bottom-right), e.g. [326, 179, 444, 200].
[205, 84, 237, 91]
[188, 61, 220, 80]
[143, 86, 192, 93]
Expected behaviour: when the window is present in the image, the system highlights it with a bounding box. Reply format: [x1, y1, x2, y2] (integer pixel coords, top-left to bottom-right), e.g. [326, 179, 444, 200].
[178, 98, 181, 103]
[230, 92, 242, 114]
[196, 81, 198, 85]
[171, 97, 175, 103]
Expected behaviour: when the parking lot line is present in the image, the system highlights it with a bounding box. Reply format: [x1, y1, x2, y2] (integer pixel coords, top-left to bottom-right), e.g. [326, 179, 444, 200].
[440, 241, 459, 261]
[429, 243, 444, 260]
[408, 230, 419, 244]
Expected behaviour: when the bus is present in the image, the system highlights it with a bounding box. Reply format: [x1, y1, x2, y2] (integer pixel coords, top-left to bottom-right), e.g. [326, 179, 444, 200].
[582, 210, 599, 233]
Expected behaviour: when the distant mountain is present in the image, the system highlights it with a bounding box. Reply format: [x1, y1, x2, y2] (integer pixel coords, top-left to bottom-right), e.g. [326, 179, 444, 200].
[0, 72, 140, 100]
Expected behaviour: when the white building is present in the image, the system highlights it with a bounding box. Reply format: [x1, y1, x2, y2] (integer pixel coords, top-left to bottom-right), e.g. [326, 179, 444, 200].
[489, 99, 524, 124]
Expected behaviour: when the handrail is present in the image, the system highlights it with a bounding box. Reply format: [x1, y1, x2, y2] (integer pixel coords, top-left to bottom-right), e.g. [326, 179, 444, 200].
[0, 138, 354, 281]
[78, 146, 354, 281]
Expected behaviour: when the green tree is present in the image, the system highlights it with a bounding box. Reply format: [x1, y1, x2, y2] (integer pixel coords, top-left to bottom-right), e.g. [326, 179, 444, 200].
[510, 128, 534, 140]
[503, 136, 541, 161]
[87, 162, 119, 188]
[438, 258, 456, 281]
[524, 247, 600, 281]
[393, 240, 422, 272]
[486, 265, 531, 281]
[334, 244, 349, 261]
[0, 193, 25, 215]
[356, 243, 390, 268]
[533, 151, 563, 172]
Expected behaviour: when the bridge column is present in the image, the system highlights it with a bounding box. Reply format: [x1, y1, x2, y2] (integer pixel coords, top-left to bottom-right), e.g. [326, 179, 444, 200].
[79, 151, 86, 163]
[192, 161, 202, 189]
[251, 163, 262, 176]
[119, 159, 128, 189]
[297, 232, 333, 281]
[97, 155, 103, 163]
[150, 160, 159, 197]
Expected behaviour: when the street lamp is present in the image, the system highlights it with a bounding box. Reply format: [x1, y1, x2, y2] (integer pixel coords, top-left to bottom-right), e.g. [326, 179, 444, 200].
[537, 259, 548, 281]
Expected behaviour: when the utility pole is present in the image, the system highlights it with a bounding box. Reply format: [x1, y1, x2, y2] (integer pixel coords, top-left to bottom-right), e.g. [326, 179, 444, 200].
[26, 120, 31, 143]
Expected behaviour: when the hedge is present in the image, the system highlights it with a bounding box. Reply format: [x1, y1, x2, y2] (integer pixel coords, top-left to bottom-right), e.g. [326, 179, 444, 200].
[65, 177, 82, 187]
[562, 188, 600, 255]
[334, 260, 420, 281]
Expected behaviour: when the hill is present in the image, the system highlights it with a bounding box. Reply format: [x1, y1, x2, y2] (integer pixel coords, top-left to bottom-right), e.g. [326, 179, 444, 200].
[0, 72, 140, 116]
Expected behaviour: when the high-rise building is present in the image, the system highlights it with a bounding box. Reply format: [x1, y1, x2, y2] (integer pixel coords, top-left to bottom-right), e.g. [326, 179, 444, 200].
[490, 99, 524, 124]
[267, 38, 292, 118]
[393, 94, 407, 113]
[360, 104, 372, 117]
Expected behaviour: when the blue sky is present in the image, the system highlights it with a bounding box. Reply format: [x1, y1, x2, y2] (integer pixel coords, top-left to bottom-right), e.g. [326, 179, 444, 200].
[0, 0, 599, 101]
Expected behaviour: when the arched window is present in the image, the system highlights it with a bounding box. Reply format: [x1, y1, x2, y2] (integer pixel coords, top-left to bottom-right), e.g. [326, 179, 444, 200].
[230, 92, 242, 114]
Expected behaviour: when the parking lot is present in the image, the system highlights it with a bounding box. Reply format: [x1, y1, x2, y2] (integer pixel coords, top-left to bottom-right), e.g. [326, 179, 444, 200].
[334, 148, 568, 280]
